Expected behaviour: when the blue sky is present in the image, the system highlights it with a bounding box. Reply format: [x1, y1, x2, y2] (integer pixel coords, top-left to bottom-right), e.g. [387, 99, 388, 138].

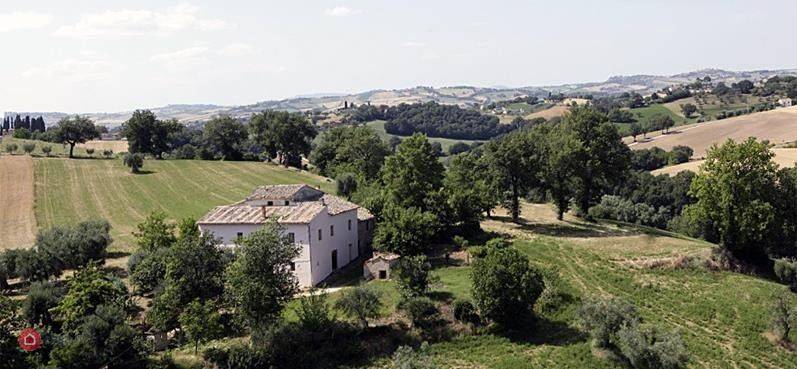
[1, 0, 795, 112]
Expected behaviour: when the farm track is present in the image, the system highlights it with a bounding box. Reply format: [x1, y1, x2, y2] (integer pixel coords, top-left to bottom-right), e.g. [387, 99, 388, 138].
[0, 155, 37, 249]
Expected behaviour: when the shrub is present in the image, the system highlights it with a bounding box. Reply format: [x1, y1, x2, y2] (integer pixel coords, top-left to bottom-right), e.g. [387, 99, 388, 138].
[123, 152, 144, 173]
[21, 281, 63, 325]
[577, 296, 639, 348]
[471, 247, 544, 326]
[774, 258, 797, 292]
[452, 299, 480, 325]
[12, 128, 31, 139]
[102, 149, 114, 158]
[448, 142, 471, 155]
[395, 255, 437, 298]
[5, 143, 18, 154]
[85, 148, 95, 157]
[129, 248, 169, 293]
[172, 144, 195, 159]
[484, 237, 510, 250]
[334, 286, 382, 329]
[295, 289, 335, 332]
[41, 145, 52, 156]
[770, 294, 796, 342]
[21, 142, 35, 155]
[392, 343, 436, 369]
[615, 324, 689, 369]
[398, 296, 439, 328]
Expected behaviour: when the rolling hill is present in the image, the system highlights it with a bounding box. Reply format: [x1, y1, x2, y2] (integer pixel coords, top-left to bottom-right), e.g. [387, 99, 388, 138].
[629, 106, 797, 157]
[7, 68, 796, 127]
[652, 148, 797, 176]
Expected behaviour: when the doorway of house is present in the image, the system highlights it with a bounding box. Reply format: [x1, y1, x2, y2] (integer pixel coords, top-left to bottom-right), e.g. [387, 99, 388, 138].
[331, 250, 338, 270]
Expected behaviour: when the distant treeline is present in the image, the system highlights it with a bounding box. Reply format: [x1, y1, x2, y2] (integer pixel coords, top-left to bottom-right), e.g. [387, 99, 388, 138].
[2, 114, 46, 133]
[349, 102, 515, 140]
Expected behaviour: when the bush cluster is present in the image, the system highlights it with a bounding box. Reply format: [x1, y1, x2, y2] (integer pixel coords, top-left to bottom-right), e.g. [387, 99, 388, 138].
[578, 296, 688, 369]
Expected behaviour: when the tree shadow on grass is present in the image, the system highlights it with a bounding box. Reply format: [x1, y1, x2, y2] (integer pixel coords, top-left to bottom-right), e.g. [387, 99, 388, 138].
[492, 215, 631, 238]
[107, 251, 131, 259]
[428, 290, 454, 302]
[493, 316, 587, 347]
[131, 170, 156, 175]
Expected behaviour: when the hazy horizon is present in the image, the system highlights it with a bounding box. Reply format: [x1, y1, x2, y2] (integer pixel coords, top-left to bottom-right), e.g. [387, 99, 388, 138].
[2, 0, 796, 113]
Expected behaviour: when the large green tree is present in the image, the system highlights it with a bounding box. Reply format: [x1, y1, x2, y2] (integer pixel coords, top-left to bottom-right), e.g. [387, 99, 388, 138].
[561, 107, 631, 218]
[202, 115, 249, 160]
[224, 222, 299, 340]
[310, 125, 390, 180]
[148, 229, 226, 331]
[482, 130, 542, 222]
[380, 133, 445, 211]
[250, 110, 317, 167]
[121, 110, 182, 158]
[539, 124, 578, 220]
[444, 152, 496, 229]
[684, 138, 783, 260]
[54, 115, 100, 158]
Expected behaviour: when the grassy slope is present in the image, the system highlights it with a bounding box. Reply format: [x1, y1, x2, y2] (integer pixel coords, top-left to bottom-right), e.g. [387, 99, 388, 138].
[365, 120, 481, 151]
[308, 205, 794, 369]
[33, 158, 334, 251]
[426, 207, 797, 369]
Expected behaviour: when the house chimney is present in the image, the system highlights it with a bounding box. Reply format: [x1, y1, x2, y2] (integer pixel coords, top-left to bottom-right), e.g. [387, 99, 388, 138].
[261, 206, 267, 220]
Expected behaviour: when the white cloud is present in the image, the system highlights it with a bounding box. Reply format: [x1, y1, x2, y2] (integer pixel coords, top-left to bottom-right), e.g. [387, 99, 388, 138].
[218, 43, 256, 57]
[54, 3, 228, 38]
[324, 6, 361, 17]
[403, 41, 426, 48]
[0, 11, 53, 32]
[149, 46, 210, 68]
[22, 58, 122, 82]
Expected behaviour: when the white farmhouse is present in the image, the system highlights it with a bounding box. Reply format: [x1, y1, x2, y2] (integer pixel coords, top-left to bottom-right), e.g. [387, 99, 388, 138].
[197, 184, 374, 287]
[778, 97, 793, 107]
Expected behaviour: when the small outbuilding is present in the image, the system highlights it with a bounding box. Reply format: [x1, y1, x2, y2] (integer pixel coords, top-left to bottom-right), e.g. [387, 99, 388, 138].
[363, 252, 400, 280]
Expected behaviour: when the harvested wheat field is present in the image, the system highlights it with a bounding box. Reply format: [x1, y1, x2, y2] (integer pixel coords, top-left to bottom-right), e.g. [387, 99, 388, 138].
[525, 104, 570, 120]
[631, 106, 797, 157]
[78, 140, 129, 153]
[653, 148, 797, 175]
[0, 155, 37, 249]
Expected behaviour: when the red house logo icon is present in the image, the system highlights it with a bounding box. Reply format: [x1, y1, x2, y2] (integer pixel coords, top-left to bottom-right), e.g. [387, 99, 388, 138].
[17, 327, 42, 351]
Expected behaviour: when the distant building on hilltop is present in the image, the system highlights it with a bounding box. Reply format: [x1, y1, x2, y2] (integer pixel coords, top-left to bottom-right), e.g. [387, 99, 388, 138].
[197, 184, 375, 287]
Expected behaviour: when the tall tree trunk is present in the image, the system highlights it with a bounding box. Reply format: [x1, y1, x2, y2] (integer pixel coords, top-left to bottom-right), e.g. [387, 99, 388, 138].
[69, 143, 75, 158]
[511, 179, 520, 222]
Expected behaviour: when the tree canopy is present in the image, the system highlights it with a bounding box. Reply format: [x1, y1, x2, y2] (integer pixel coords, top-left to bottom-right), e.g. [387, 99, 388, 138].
[54, 115, 100, 158]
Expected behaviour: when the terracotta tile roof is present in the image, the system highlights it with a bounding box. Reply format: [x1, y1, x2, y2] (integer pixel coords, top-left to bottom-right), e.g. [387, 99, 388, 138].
[320, 194, 359, 215]
[246, 184, 312, 201]
[198, 202, 325, 225]
[357, 207, 374, 221]
[198, 184, 371, 225]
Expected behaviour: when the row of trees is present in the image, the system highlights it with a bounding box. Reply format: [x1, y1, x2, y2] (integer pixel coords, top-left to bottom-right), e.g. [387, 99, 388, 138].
[0, 220, 112, 287]
[120, 110, 317, 167]
[2, 115, 46, 133]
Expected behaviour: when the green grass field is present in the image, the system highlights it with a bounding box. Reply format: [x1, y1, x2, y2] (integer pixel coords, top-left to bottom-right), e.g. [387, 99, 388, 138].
[33, 158, 334, 251]
[365, 120, 481, 152]
[275, 204, 797, 368]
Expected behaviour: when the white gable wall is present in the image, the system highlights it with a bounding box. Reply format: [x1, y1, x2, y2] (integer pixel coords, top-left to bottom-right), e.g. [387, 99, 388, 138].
[307, 209, 359, 286]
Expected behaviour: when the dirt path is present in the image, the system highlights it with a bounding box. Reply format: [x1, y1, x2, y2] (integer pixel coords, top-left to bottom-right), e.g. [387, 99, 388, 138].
[0, 155, 37, 249]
